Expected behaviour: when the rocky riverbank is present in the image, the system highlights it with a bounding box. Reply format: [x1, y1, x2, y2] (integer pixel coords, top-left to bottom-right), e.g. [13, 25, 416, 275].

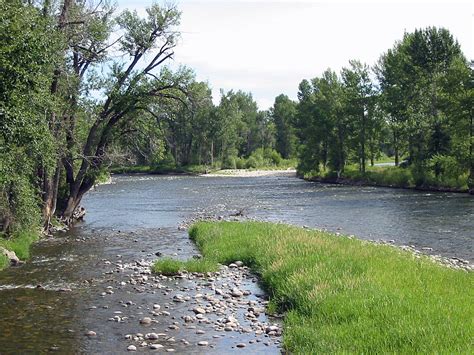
[88, 251, 282, 353]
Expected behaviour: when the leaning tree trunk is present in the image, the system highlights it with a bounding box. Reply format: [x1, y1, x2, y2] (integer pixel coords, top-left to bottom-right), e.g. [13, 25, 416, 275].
[42, 164, 61, 228]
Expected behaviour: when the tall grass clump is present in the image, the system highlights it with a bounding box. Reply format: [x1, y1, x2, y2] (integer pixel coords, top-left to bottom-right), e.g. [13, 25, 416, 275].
[152, 257, 218, 275]
[0, 229, 39, 261]
[189, 221, 473, 353]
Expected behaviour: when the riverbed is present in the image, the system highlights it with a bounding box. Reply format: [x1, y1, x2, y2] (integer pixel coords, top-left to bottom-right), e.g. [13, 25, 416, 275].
[0, 173, 472, 353]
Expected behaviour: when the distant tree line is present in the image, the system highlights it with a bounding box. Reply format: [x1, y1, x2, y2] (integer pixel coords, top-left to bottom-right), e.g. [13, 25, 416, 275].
[294, 27, 473, 192]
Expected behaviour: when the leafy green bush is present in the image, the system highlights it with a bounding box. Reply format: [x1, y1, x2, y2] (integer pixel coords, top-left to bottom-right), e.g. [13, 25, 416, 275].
[245, 156, 258, 168]
[222, 156, 237, 169]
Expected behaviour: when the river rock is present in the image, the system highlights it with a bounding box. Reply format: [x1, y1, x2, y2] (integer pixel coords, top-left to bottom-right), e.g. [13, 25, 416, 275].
[0, 247, 21, 266]
[146, 333, 159, 340]
[140, 317, 152, 325]
[265, 325, 279, 334]
[149, 344, 164, 350]
[193, 307, 206, 314]
[85, 330, 97, 337]
[231, 288, 243, 297]
[127, 345, 137, 351]
[197, 341, 208, 346]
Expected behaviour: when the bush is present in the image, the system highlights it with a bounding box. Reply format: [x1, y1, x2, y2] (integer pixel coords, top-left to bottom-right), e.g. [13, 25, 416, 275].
[245, 156, 258, 169]
[235, 157, 246, 169]
[270, 150, 283, 165]
[222, 156, 237, 169]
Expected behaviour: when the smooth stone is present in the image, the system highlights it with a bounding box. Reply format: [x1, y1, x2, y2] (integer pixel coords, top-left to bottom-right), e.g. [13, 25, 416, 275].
[197, 341, 208, 346]
[193, 307, 206, 314]
[127, 345, 137, 351]
[140, 317, 152, 325]
[85, 330, 96, 337]
[236, 343, 246, 348]
[146, 333, 159, 340]
[149, 344, 164, 350]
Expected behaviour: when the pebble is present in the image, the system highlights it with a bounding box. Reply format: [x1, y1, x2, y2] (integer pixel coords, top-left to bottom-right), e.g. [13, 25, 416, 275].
[149, 344, 163, 350]
[146, 333, 159, 340]
[85, 330, 96, 337]
[127, 345, 137, 351]
[231, 288, 243, 297]
[193, 307, 206, 314]
[197, 341, 208, 346]
[140, 317, 152, 325]
[236, 343, 246, 348]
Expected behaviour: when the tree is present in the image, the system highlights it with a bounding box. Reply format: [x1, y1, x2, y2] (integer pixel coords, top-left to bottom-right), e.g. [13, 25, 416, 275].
[0, 0, 58, 232]
[43, 1, 191, 223]
[272, 94, 297, 159]
[341, 60, 376, 173]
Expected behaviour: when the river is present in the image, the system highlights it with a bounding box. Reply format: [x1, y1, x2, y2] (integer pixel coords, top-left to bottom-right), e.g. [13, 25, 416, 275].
[0, 173, 472, 353]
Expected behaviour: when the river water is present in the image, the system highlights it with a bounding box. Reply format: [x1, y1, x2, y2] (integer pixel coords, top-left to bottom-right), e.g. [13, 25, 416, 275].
[0, 173, 472, 353]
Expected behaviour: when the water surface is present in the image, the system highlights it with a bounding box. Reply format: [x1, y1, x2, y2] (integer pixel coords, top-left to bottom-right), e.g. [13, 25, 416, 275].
[0, 174, 472, 354]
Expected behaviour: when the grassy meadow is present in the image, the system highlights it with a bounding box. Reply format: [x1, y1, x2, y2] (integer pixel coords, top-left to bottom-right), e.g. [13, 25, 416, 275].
[154, 221, 473, 353]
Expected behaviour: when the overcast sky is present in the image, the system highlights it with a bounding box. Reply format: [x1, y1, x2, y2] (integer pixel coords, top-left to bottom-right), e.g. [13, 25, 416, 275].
[118, 0, 473, 110]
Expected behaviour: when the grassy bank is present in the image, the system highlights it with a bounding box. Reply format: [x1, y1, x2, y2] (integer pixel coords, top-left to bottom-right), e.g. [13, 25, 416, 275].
[155, 221, 473, 353]
[304, 165, 469, 192]
[0, 229, 39, 270]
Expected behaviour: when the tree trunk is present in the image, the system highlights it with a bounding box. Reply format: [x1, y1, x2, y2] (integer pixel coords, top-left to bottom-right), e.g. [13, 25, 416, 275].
[42, 164, 61, 228]
[361, 108, 366, 173]
[393, 130, 399, 166]
[210, 140, 214, 166]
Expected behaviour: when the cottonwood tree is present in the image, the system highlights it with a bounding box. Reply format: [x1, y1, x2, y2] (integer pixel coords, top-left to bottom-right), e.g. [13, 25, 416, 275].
[43, 1, 191, 224]
[272, 94, 297, 159]
[341, 60, 377, 173]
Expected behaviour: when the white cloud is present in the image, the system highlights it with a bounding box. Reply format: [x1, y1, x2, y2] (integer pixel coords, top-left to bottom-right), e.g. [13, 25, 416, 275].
[118, 0, 473, 110]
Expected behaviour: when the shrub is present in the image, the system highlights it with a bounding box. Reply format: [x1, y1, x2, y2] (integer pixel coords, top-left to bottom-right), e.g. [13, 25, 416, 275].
[245, 156, 258, 169]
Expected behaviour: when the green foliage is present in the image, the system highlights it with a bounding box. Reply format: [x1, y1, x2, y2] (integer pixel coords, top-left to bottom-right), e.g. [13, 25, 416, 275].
[296, 27, 471, 191]
[272, 94, 297, 158]
[245, 156, 258, 169]
[0, 229, 39, 262]
[0, 0, 58, 232]
[0, 253, 7, 270]
[190, 221, 473, 353]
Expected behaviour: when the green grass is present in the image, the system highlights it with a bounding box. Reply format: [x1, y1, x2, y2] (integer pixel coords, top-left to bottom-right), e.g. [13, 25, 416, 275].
[0, 253, 8, 270]
[188, 221, 473, 353]
[152, 257, 218, 275]
[0, 229, 39, 270]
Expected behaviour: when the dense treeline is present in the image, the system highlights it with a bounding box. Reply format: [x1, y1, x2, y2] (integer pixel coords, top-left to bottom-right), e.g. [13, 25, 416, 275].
[0, 0, 472, 248]
[295, 27, 473, 192]
[0, 0, 292, 239]
[111, 88, 289, 171]
[0, 0, 195, 235]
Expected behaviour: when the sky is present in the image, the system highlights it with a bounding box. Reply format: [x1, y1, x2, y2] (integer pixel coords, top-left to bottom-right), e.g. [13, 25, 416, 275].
[117, 0, 473, 110]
